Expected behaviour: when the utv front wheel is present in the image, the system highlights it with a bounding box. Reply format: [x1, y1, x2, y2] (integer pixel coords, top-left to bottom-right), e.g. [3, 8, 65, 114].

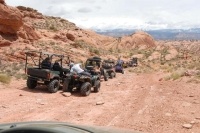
[48, 79, 60, 93]
[27, 77, 37, 89]
[94, 80, 100, 93]
[80, 82, 91, 96]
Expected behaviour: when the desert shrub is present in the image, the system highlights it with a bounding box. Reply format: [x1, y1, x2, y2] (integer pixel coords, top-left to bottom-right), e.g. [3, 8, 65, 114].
[128, 68, 135, 73]
[161, 47, 169, 55]
[195, 62, 200, 70]
[50, 41, 56, 46]
[187, 78, 200, 84]
[129, 52, 134, 57]
[109, 48, 113, 53]
[171, 72, 181, 80]
[49, 25, 58, 31]
[187, 63, 195, 69]
[12, 65, 21, 71]
[89, 47, 100, 55]
[144, 51, 152, 58]
[15, 74, 22, 80]
[164, 76, 171, 81]
[71, 40, 85, 48]
[163, 68, 186, 81]
[0, 74, 11, 84]
[5, 69, 11, 73]
[170, 69, 185, 80]
[117, 49, 121, 53]
[161, 65, 174, 73]
[22, 74, 27, 80]
[93, 49, 100, 55]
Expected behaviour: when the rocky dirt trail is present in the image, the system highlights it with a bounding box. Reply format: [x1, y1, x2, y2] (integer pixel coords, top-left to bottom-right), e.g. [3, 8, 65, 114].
[0, 70, 200, 133]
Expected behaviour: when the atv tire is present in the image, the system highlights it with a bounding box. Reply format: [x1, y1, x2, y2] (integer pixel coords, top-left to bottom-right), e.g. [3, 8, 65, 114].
[27, 77, 37, 89]
[110, 72, 115, 79]
[122, 70, 124, 74]
[80, 82, 91, 96]
[48, 79, 60, 93]
[94, 80, 100, 93]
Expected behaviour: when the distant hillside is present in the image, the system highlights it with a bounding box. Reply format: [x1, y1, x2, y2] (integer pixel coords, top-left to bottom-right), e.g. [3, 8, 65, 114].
[0, 0, 156, 64]
[97, 28, 200, 40]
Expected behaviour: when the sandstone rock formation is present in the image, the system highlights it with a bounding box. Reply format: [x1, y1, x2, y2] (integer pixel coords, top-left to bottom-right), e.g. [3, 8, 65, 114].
[66, 33, 75, 41]
[0, 40, 11, 47]
[120, 31, 156, 48]
[18, 24, 40, 40]
[0, 0, 23, 34]
[0, 0, 5, 5]
[0, 0, 157, 64]
[17, 6, 44, 19]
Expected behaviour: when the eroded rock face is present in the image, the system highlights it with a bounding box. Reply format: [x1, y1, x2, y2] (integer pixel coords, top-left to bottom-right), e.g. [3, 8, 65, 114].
[0, 0, 5, 4]
[18, 24, 40, 40]
[0, 0, 23, 34]
[0, 40, 12, 47]
[17, 6, 44, 19]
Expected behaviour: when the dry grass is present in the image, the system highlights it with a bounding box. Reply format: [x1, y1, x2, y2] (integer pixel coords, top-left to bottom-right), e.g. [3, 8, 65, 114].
[187, 78, 200, 84]
[0, 73, 11, 84]
[164, 69, 186, 81]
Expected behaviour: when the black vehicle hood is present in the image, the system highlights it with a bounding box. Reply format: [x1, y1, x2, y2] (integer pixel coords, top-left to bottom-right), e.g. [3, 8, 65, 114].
[0, 121, 141, 133]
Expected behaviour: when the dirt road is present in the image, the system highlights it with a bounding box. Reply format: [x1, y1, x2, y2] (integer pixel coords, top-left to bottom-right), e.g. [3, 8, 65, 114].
[0, 71, 200, 133]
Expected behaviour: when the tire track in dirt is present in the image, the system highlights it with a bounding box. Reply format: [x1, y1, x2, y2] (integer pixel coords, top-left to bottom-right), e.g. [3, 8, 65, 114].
[0, 72, 200, 133]
[97, 74, 158, 132]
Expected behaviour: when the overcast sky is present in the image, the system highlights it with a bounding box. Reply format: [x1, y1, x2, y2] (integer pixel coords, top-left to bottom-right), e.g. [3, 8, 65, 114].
[6, 0, 200, 31]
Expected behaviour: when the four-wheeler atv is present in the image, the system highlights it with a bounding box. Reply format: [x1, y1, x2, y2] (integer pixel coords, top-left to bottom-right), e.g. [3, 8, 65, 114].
[129, 57, 138, 67]
[25, 51, 70, 93]
[123, 61, 129, 68]
[115, 60, 124, 74]
[62, 71, 101, 96]
[85, 57, 109, 81]
[102, 59, 116, 79]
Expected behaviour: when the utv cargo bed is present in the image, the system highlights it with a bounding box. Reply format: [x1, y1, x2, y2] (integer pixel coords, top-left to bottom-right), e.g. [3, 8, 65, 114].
[27, 68, 50, 79]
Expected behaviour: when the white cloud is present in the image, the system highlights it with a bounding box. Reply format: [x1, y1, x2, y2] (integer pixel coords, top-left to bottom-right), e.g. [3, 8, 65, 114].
[77, 8, 92, 13]
[6, 0, 200, 30]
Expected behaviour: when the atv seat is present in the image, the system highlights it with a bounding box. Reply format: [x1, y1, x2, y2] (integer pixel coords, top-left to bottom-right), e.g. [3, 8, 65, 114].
[41, 63, 52, 69]
[53, 62, 62, 71]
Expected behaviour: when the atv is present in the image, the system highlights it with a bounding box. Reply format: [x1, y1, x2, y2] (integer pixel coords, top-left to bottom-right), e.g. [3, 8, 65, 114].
[123, 61, 129, 68]
[129, 57, 138, 67]
[102, 59, 116, 79]
[25, 51, 70, 93]
[85, 56, 109, 81]
[115, 60, 124, 74]
[62, 71, 101, 96]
